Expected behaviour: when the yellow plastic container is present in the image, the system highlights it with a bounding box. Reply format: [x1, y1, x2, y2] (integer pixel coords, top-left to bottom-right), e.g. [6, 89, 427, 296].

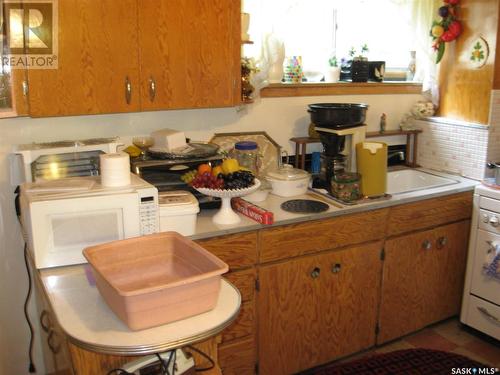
[356, 142, 387, 197]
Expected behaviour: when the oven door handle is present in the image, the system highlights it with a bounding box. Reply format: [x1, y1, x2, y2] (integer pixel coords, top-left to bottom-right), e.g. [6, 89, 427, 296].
[477, 306, 500, 325]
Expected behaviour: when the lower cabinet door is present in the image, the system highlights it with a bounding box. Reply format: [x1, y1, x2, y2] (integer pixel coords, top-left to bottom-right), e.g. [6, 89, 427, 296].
[258, 242, 382, 375]
[429, 220, 470, 322]
[379, 228, 436, 343]
[378, 221, 470, 344]
[218, 336, 256, 375]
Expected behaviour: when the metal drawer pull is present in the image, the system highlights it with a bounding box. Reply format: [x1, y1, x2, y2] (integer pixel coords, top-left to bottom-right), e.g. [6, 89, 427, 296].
[125, 76, 132, 104]
[331, 263, 341, 274]
[40, 310, 51, 333]
[47, 330, 61, 354]
[477, 306, 500, 325]
[422, 239, 432, 251]
[22, 80, 29, 97]
[310, 267, 321, 279]
[149, 76, 156, 102]
[437, 236, 447, 249]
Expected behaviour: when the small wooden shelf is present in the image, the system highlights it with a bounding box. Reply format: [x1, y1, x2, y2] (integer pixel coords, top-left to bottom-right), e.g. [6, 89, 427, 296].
[290, 129, 422, 170]
[261, 82, 422, 98]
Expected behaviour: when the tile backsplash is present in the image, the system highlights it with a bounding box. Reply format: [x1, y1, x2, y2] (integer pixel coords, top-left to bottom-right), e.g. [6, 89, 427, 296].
[416, 89, 500, 180]
[416, 119, 489, 180]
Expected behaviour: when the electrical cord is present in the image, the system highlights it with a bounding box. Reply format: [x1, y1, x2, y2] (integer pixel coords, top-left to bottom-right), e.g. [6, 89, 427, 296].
[23, 242, 36, 373]
[186, 345, 215, 372]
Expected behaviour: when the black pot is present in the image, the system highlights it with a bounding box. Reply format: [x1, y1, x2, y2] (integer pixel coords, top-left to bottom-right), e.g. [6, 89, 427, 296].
[308, 103, 368, 128]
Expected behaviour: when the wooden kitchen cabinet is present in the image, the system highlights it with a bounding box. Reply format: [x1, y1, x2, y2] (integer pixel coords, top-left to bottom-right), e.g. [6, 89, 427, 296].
[378, 220, 470, 343]
[27, 0, 141, 116]
[137, 0, 241, 110]
[26, 0, 241, 117]
[196, 234, 258, 373]
[258, 242, 383, 375]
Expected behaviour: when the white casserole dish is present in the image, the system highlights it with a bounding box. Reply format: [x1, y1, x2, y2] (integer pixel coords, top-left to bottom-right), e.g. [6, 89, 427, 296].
[266, 164, 310, 197]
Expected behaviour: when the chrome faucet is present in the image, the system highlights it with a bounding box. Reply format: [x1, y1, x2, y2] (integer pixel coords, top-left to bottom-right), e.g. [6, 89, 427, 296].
[388, 151, 405, 161]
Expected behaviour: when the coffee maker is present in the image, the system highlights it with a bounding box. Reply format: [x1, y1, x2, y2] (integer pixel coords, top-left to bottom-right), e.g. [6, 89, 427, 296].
[307, 103, 368, 191]
[314, 125, 366, 189]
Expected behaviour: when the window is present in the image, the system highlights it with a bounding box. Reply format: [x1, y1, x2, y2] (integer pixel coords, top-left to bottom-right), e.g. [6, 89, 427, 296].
[244, 0, 433, 81]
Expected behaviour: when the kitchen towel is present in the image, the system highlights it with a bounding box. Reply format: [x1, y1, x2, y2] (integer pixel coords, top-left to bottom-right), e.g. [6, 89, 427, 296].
[100, 152, 131, 187]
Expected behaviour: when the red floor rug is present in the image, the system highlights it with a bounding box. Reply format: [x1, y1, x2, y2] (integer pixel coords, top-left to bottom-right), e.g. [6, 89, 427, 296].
[304, 349, 496, 375]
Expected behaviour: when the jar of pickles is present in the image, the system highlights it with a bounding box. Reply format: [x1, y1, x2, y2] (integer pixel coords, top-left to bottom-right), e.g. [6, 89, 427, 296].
[232, 141, 260, 174]
[331, 172, 361, 202]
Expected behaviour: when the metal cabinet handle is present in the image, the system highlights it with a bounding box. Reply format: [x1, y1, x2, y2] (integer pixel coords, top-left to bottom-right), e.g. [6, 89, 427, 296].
[477, 306, 500, 325]
[22, 80, 29, 97]
[310, 267, 321, 279]
[331, 263, 341, 274]
[125, 76, 132, 104]
[148, 76, 156, 102]
[47, 330, 61, 354]
[436, 236, 448, 249]
[422, 239, 432, 251]
[40, 310, 51, 333]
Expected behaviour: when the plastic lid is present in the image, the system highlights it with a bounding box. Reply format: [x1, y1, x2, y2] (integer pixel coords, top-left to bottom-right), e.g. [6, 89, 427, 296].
[235, 141, 258, 151]
[267, 164, 310, 181]
[159, 191, 198, 207]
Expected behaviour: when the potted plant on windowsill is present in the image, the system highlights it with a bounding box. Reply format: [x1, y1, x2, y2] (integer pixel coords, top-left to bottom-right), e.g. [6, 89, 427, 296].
[350, 44, 369, 82]
[325, 56, 341, 83]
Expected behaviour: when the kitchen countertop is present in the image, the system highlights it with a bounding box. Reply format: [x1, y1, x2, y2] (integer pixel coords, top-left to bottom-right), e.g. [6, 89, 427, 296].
[37, 167, 477, 356]
[38, 265, 241, 355]
[191, 168, 478, 240]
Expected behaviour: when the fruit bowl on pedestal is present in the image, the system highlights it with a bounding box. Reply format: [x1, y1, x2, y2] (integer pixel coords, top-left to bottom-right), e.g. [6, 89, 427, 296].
[194, 179, 261, 225]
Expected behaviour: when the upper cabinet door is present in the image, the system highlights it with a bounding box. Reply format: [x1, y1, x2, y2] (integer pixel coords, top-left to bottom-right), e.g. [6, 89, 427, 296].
[27, 0, 141, 117]
[138, 0, 240, 111]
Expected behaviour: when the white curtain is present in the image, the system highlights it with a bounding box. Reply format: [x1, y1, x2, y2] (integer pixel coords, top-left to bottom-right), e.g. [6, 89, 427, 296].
[401, 0, 440, 105]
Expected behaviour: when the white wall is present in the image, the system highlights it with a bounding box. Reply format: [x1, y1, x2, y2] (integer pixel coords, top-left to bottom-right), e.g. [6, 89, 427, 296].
[0, 93, 422, 375]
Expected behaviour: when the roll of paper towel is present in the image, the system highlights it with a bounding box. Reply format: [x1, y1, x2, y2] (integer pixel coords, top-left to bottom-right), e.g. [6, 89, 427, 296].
[100, 153, 131, 187]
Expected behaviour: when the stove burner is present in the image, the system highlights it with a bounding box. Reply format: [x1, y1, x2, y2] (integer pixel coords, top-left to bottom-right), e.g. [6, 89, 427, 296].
[280, 199, 329, 213]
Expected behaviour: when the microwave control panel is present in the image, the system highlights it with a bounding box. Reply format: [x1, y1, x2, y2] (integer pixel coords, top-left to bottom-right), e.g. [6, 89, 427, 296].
[138, 188, 159, 235]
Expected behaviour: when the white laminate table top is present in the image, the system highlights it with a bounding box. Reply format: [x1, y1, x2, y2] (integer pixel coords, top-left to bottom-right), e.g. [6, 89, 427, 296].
[39, 265, 241, 355]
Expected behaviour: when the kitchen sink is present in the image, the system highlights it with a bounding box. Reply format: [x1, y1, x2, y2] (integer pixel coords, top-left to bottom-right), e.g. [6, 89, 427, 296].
[387, 169, 460, 195]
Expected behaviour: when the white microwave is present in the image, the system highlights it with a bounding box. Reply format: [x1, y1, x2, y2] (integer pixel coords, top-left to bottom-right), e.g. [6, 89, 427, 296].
[20, 174, 159, 269]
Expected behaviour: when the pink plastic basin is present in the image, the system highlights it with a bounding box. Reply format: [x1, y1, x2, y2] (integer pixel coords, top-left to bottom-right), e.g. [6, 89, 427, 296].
[83, 232, 229, 330]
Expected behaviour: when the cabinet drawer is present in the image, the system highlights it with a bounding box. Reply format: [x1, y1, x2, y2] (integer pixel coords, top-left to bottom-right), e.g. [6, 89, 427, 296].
[225, 269, 255, 302]
[196, 232, 258, 270]
[218, 336, 256, 375]
[221, 301, 255, 343]
[260, 209, 388, 262]
[387, 192, 472, 236]
[464, 295, 500, 341]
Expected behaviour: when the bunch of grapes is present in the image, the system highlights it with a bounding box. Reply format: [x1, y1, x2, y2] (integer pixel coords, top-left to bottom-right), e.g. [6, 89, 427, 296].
[221, 170, 255, 189]
[181, 170, 197, 184]
[191, 172, 224, 189]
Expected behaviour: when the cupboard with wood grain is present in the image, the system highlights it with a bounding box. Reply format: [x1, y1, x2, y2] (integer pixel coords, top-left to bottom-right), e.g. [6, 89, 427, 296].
[25, 0, 241, 117]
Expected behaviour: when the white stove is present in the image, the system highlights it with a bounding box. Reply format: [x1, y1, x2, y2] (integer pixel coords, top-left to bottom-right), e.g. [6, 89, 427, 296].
[461, 183, 500, 340]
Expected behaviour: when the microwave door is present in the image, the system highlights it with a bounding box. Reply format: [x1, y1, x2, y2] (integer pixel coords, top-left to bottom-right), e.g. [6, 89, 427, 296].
[31, 194, 140, 268]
